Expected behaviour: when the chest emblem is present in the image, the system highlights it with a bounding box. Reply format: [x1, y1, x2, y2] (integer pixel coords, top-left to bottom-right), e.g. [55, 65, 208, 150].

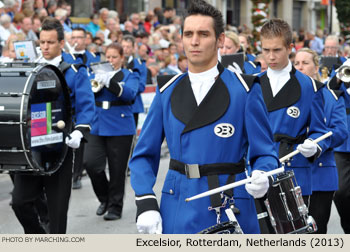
[214, 123, 235, 138]
[286, 106, 300, 118]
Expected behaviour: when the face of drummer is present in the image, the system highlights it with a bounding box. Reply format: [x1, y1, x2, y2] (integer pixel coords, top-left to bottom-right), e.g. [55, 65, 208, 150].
[261, 36, 293, 71]
[106, 48, 124, 70]
[294, 51, 319, 79]
[40, 30, 64, 60]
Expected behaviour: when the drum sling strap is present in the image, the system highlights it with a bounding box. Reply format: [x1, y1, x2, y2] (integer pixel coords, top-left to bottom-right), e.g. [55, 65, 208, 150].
[169, 159, 244, 223]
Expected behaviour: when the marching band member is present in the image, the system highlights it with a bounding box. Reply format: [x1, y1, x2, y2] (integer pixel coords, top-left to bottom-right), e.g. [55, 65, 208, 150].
[84, 43, 139, 221]
[11, 17, 95, 234]
[121, 35, 147, 128]
[327, 59, 350, 234]
[258, 19, 330, 200]
[129, 0, 279, 234]
[62, 27, 101, 189]
[294, 48, 347, 233]
[219, 31, 260, 74]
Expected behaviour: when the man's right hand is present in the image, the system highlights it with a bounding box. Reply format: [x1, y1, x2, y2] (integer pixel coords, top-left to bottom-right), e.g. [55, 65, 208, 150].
[136, 210, 162, 234]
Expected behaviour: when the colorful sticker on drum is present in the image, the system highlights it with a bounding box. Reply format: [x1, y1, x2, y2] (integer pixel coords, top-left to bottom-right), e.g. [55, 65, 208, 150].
[31, 103, 52, 136]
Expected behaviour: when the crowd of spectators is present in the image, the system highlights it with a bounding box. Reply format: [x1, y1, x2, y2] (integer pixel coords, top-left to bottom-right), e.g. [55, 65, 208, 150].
[1, 0, 350, 81]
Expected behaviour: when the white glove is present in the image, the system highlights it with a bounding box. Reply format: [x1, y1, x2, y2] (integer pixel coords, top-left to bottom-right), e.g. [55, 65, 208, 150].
[94, 73, 111, 87]
[227, 62, 243, 74]
[136, 210, 162, 234]
[65, 130, 83, 149]
[297, 139, 317, 158]
[245, 170, 269, 198]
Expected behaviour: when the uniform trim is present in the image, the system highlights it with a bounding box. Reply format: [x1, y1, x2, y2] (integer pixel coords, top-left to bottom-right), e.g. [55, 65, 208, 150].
[309, 77, 318, 92]
[135, 195, 157, 201]
[159, 73, 182, 93]
[75, 124, 91, 130]
[247, 61, 256, 68]
[234, 72, 250, 92]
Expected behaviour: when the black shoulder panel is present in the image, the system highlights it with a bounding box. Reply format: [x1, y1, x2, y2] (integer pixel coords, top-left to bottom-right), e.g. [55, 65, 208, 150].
[240, 74, 259, 89]
[157, 74, 176, 90]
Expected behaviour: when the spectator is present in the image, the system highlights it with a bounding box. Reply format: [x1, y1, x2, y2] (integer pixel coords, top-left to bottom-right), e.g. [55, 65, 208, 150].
[159, 54, 181, 75]
[20, 16, 38, 43]
[32, 14, 41, 38]
[36, 7, 48, 18]
[46, 0, 57, 17]
[86, 13, 100, 37]
[294, 34, 305, 51]
[0, 14, 15, 47]
[161, 7, 174, 25]
[54, 8, 71, 33]
[143, 11, 154, 34]
[99, 8, 109, 31]
[122, 20, 133, 35]
[130, 12, 146, 36]
[177, 53, 188, 73]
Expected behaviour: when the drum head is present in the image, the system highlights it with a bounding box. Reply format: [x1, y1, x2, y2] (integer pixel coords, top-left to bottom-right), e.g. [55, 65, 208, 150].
[24, 64, 72, 174]
[0, 63, 72, 174]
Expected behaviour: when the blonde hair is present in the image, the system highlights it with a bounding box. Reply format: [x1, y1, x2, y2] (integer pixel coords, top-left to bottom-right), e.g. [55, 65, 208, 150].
[225, 31, 240, 48]
[296, 47, 321, 81]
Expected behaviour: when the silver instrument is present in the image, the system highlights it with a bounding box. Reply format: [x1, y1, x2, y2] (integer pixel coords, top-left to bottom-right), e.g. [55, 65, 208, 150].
[90, 61, 114, 93]
[336, 59, 350, 83]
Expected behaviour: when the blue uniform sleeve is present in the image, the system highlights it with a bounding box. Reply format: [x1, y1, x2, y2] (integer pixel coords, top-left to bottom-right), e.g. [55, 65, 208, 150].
[71, 67, 95, 135]
[245, 83, 280, 172]
[133, 59, 147, 94]
[107, 71, 139, 101]
[129, 88, 165, 216]
[327, 94, 348, 148]
[308, 88, 331, 155]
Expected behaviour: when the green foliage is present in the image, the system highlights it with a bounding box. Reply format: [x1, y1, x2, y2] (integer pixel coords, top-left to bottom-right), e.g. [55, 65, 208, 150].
[251, 0, 271, 53]
[335, 0, 350, 37]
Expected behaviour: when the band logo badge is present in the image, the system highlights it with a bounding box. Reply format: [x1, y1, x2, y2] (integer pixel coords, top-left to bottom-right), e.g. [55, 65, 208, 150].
[286, 106, 300, 118]
[214, 123, 235, 138]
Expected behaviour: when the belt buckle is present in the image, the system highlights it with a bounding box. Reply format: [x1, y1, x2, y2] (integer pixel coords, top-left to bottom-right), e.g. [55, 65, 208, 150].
[102, 101, 110, 110]
[185, 164, 200, 179]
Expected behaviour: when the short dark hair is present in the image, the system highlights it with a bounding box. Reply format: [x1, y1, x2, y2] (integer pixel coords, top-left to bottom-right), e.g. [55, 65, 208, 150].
[260, 18, 293, 48]
[41, 17, 64, 41]
[183, 0, 224, 39]
[122, 35, 135, 46]
[106, 43, 124, 57]
[72, 27, 86, 36]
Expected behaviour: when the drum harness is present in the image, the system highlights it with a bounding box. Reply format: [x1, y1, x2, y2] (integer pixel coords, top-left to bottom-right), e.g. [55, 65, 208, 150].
[169, 158, 244, 230]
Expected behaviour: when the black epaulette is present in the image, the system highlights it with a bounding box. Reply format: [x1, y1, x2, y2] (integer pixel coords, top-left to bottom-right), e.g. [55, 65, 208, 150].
[157, 74, 182, 93]
[327, 75, 341, 90]
[234, 73, 258, 92]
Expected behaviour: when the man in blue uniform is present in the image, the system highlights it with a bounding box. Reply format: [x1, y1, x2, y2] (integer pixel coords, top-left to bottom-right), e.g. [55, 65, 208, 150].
[11, 17, 95, 233]
[62, 27, 101, 189]
[258, 19, 329, 198]
[121, 35, 147, 128]
[129, 0, 279, 234]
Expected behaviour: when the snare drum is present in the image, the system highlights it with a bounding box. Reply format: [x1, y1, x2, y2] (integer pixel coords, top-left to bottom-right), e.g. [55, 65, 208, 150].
[0, 63, 72, 175]
[264, 170, 317, 234]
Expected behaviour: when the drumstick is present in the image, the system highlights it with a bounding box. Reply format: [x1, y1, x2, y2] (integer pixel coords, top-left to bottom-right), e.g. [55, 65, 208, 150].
[56, 120, 71, 139]
[185, 131, 333, 202]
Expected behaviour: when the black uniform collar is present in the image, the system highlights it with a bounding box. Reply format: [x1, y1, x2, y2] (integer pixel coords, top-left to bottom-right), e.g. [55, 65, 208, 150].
[171, 63, 229, 134]
[260, 66, 301, 112]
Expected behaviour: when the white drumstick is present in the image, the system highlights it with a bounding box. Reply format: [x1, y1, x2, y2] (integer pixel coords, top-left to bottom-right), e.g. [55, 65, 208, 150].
[185, 131, 333, 202]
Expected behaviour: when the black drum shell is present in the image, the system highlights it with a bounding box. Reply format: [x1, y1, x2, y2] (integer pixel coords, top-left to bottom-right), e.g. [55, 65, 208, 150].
[0, 63, 72, 175]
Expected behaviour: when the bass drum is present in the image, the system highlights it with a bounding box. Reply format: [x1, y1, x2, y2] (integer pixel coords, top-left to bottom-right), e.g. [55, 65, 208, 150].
[0, 63, 72, 175]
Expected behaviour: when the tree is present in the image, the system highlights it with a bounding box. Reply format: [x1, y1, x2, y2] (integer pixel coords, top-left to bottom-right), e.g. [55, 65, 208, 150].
[335, 0, 350, 37]
[251, 0, 270, 53]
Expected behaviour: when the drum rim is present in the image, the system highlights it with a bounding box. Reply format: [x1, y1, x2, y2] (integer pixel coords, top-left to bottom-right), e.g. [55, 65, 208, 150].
[21, 64, 72, 174]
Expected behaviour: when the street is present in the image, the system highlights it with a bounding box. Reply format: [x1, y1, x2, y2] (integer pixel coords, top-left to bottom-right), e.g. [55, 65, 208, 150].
[0, 154, 344, 234]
